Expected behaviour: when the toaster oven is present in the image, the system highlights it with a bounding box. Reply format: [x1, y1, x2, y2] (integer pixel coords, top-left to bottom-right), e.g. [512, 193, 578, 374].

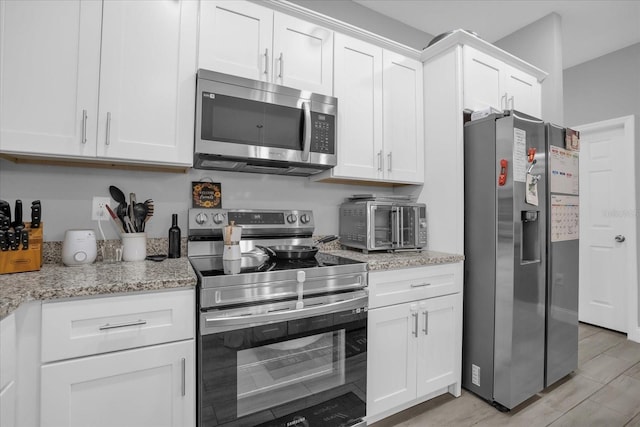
[339, 201, 427, 253]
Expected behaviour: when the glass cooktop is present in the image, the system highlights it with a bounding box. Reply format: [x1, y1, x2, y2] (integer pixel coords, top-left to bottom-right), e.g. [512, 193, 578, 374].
[190, 252, 365, 278]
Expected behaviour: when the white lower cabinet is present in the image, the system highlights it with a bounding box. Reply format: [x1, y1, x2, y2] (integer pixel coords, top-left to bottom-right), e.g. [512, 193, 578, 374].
[367, 264, 462, 422]
[39, 289, 195, 427]
[0, 313, 17, 427]
[41, 340, 194, 427]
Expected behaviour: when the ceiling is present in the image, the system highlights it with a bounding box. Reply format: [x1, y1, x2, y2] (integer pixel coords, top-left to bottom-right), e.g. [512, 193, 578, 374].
[352, 0, 640, 69]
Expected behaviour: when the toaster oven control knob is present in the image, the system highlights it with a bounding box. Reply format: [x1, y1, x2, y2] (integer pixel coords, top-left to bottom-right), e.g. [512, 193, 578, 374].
[286, 214, 297, 224]
[195, 213, 208, 225]
[213, 213, 225, 225]
[300, 214, 311, 224]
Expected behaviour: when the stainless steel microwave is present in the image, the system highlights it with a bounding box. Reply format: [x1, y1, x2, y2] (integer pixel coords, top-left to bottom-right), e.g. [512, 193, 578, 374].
[339, 200, 428, 253]
[194, 69, 337, 176]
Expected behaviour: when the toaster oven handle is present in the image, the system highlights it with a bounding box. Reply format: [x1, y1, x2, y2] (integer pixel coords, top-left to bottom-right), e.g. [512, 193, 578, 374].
[399, 206, 404, 247]
[301, 101, 311, 162]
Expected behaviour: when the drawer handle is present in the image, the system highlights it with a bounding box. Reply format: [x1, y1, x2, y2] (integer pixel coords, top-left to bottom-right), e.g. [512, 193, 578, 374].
[181, 357, 186, 397]
[98, 319, 147, 330]
[411, 283, 431, 288]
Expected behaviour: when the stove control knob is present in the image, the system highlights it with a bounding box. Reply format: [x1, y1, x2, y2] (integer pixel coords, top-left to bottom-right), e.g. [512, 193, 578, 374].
[300, 214, 311, 224]
[195, 213, 208, 225]
[213, 213, 225, 225]
[286, 214, 297, 224]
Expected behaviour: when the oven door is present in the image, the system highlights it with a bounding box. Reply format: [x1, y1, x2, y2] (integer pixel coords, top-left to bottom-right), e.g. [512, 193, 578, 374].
[198, 295, 367, 427]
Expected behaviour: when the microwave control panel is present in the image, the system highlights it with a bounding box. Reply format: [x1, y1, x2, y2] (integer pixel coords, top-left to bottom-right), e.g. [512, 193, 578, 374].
[310, 112, 335, 154]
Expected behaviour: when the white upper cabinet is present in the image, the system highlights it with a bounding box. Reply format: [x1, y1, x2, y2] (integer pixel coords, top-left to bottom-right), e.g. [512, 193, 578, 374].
[198, 1, 273, 81]
[96, 1, 197, 164]
[199, 1, 333, 96]
[463, 45, 541, 117]
[331, 34, 383, 180]
[0, 0, 197, 167]
[0, 0, 102, 158]
[317, 33, 424, 185]
[382, 51, 424, 183]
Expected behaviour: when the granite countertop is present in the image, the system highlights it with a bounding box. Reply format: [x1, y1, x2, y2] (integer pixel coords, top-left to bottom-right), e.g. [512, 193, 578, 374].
[0, 258, 196, 320]
[322, 249, 464, 271]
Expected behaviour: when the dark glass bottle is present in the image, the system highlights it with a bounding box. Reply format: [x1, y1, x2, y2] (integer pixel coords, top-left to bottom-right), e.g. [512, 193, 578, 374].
[168, 213, 181, 258]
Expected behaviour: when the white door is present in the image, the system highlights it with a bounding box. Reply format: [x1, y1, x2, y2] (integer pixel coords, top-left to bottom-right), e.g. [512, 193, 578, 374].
[97, 0, 197, 166]
[0, 0, 101, 157]
[382, 51, 424, 183]
[333, 34, 382, 180]
[462, 46, 503, 112]
[367, 302, 417, 418]
[198, 1, 273, 81]
[416, 294, 461, 397]
[272, 13, 333, 95]
[577, 115, 637, 337]
[41, 340, 194, 427]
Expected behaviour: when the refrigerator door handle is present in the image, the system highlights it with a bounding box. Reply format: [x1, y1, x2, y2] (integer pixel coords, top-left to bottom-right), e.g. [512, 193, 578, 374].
[512, 111, 544, 124]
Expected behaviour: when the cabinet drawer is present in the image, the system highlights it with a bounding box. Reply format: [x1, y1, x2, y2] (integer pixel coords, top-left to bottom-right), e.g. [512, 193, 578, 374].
[369, 263, 462, 308]
[42, 289, 194, 362]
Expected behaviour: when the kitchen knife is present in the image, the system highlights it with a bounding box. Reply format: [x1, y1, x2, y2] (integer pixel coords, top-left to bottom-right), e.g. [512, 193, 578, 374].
[0, 213, 9, 231]
[0, 231, 8, 251]
[12, 199, 24, 229]
[7, 230, 17, 251]
[0, 200, 10, 225]
[21, 229, 29, 250]
[31, 200, 41, 228]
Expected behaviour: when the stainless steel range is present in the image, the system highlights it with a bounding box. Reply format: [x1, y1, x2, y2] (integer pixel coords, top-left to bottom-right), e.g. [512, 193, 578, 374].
[188, 208, 368, 427]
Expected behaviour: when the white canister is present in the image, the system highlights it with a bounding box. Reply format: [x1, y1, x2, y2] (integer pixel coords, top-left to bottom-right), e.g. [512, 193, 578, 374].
[62, 229, 98, 266]
[121, 232, 147, 262]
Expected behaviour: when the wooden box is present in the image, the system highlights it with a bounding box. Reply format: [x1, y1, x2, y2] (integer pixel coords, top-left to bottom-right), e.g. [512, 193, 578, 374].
[0, 222, 43, 274]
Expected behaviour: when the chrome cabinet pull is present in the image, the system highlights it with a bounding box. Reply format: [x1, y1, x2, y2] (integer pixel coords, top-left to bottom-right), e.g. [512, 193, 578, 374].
[278, 52, 283, 78]
[423, 310, 429, 335]
[410, 283, 431, 288]
[412, 312, 418, 337]
[508, 96, 514, 110]
[98, 319, 147, 330]
[387, 152, 392, 172]
[377, 150, 383, 171]
[81, 110, 88, 144]
[501, 93, 508, 110]
[263, 48, 269, 75]
[106, 112, 112, 145]
[181, 357, 186, 396]
[615, 235, 626, 243]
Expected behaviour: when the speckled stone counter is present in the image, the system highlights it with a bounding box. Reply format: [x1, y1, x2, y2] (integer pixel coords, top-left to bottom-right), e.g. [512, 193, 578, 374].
[0, 257, 196, 320]
[322, 249, 464, 271]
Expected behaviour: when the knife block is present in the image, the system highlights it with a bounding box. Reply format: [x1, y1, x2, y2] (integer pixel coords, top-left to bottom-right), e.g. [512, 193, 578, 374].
[0, 222, 43, 274]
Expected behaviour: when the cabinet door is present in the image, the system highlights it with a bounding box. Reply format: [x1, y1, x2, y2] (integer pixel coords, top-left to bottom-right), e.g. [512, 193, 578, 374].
[416, 293, 462, 397]
[198, 1, 273, 81]
[367, 303, 417, 418]
[332, 34, 383, 180]
[382, 51, 424, 183]
[41, 340, 194, 427]
[97, 0, 197, 166]
[0, 0, 101, 157]
[0, 381, 16, 427]
[462, 46, 504, 112]
[272, 13, 333, 95]
[504, 65, 542, 117]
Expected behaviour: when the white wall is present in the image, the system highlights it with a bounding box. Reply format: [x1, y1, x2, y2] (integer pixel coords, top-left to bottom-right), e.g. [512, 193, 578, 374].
[563, 42, 640, 330]
[495, 13, 564, 125]
[0, 158, 390, 242]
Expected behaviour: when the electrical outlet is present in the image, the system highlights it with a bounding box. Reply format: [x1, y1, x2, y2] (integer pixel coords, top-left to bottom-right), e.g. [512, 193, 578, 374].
[92, 196, 112, 221]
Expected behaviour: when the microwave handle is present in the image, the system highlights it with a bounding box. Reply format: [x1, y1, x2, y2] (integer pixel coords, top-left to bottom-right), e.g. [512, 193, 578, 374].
[301, 101, 311, 162]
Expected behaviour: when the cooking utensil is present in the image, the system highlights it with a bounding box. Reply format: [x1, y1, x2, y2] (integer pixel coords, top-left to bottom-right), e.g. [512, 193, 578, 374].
[142, 199, 154, 231]
[0, 200, 10, 222]
[30, 200, 41, 228]
[21, 229, 29, 250]
[133, 202, 147, 233]
[12, 199, 23, 229]
[255, 235, 338, 260]
[105, 204, 125, 234]
[129, 193, 136, 228]
[109, 185, 128, 224]
[0, 231, 8, 251]
[0, 213, 9, 231]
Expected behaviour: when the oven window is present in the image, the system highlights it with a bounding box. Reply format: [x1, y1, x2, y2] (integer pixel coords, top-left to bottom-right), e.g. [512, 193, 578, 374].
[372, 206, 393, 248]
[237, 331, 344, 417]
[201, 93, 304, 150]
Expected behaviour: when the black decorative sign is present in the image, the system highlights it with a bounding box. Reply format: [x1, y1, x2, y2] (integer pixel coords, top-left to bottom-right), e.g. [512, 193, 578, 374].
[192, 181, 222, 208]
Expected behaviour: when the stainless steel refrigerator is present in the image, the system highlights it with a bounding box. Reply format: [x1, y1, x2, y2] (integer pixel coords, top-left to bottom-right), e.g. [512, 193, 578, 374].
[461, 111, 579, 410]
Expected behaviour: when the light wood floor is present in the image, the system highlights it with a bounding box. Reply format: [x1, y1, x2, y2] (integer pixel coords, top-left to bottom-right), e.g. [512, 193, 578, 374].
[372, 323, 640, 427]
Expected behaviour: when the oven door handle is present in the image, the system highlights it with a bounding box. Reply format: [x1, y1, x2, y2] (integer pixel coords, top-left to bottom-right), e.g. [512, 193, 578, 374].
[202, 295, 368, 329]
